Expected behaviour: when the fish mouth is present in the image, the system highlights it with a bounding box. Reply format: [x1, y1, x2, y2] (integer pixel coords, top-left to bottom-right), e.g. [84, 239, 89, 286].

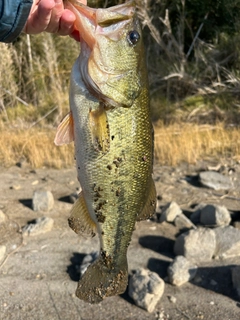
[66, 0, 135, 45]
[65, 0, 139, 107]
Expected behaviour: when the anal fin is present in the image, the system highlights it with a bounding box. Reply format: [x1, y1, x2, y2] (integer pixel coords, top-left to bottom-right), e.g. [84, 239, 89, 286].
[89, 104, 110, 154]
[68, 192, 97, 237]
[137, 178, 156, 221]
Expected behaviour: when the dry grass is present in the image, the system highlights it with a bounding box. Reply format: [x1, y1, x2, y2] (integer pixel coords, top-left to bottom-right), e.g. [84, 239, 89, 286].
[154, 122, 240, 166]
[0, 128, 74, 168]
[0, 123, 239, 168]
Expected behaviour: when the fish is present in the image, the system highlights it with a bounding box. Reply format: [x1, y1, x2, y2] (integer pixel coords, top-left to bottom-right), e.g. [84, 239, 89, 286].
[54, 0, 156, 304]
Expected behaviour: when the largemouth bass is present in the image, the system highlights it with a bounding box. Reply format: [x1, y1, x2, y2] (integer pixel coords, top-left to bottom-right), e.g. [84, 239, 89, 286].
[55, 0, 156, 303]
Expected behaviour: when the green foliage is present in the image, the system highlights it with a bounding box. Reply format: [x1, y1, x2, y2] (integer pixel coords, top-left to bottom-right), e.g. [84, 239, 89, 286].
[157, 0, 240, 51]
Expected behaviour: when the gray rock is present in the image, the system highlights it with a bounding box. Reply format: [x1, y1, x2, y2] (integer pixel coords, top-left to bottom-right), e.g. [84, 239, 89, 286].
[32, 189, 54, 212]
[199, 171, 232, 190]
[0, 210, 6, 224]
[231, 266, 240, 297]
[214, 226, 240, 259]
[168, 295, 177, 303]
[80, 252, 98, 276]
[156, 196, 162, 214]
[174, 228, 216, 262]
[168, 255, 198, 286]
[200, 204, 231, 227]
[128, 268, 165, 313]
[22, 217, 54, 236]
[210, 279, 218, 286]
[193, 275, 202, 284]
[0, 245, 6, 263]
[160, 201, 182, 223]
[174, 214, 196, 230]
[69, 192, 78, 204]
[190, 203, 206, 224]
[233, 221, 240, 230]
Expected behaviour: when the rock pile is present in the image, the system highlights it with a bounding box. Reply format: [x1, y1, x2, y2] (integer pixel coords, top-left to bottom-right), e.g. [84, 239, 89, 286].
[128, 196, 240, 312]
[1, 165, 239, 315]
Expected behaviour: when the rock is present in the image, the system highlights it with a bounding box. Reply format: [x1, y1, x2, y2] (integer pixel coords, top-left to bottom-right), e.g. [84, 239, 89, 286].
[231, 266, 240, 297]
[22, 217, 54, 236]
[210, 279, 218, 286]
[168, 295, 177, 303]
[233, 221, 240, 230]
[156, 196, 162, 214]
[174, 228, 216, 262]
[128, 268, 165, 313]
[160, 201, 182, 223]
[200, 204, 231, 227]
[0, 210, 7, 223]
[80, 252, 98, 276]
[193, 275, 202, 284]
[190, 203, 206, 224]
[10, 184, 21, 190]
[0, 245, 6, 263]
[199, 171, 232, 190]
[174, 214, 196, 230]
[32, 189, 54, 212]
[168, 256, 198, 286]
[213, 226, 240, 259]
[0, 220, 22, 253]
[69, 192, 78, 204]
[16, 158, 28, 168]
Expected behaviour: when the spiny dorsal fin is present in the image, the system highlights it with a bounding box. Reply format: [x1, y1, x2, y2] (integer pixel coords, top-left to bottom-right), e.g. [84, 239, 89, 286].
[137, 178, 156, 221]
[89, 104, 110, 154]
[54, 111, 74, 146]
[68, 192, 97, 237]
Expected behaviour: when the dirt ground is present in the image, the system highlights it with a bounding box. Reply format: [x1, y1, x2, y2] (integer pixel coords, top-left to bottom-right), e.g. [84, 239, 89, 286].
[0, 159, 240, 320]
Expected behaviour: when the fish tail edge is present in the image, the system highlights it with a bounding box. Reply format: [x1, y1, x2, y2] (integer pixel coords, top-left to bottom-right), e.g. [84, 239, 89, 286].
[76, 257, 128, 304]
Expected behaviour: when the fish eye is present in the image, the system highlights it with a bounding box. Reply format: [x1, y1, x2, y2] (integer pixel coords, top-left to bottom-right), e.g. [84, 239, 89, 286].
[127, 30, 140, 46]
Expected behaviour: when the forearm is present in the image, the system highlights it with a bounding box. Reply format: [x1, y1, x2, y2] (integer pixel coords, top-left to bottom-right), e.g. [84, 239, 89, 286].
[0, 0, 33, 43]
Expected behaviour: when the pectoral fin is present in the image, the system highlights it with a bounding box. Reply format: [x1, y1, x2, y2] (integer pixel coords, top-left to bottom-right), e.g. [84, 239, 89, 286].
[137, 178, 156, 221]
[54, 111, 74, 146]
[68, 192, 97, 237]
[89, 104, 110, 154]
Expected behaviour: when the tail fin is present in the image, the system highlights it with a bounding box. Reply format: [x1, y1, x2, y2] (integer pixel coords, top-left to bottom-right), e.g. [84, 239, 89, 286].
[76, 257, 128, 303]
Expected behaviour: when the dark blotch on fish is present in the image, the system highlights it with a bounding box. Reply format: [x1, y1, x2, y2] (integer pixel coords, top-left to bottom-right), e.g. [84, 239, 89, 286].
[96, 211, 106, 223]
[101, 249, 113, 268]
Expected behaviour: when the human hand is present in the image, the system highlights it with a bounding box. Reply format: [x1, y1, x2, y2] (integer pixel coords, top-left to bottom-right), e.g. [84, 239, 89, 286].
[23, 0, 87, 40]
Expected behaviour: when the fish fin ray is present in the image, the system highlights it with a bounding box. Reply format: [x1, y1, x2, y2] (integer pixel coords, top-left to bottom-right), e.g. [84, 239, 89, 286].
[76, 257, 128, 303]
[68, 192, 97, 237]
[89, 104, 110, 154]
[137, 178, 156, 221]
[54, 111, 74, 146]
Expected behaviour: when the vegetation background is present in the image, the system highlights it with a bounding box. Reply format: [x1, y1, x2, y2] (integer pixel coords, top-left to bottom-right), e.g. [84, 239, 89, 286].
[1, 0, 240, 168]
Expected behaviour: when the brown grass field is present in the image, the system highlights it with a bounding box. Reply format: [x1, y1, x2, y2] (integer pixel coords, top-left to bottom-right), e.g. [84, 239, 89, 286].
[0, 122, 239, 168]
